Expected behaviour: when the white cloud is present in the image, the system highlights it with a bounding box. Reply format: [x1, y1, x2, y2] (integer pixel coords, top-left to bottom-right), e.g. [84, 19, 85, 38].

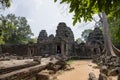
[26, 18, 35, 26]
[1, 0, 95, 39]
[33, 0, 43, 10]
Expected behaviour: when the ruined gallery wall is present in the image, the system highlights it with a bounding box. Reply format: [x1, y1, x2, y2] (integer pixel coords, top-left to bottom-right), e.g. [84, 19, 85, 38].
[1, 44, 28, 56]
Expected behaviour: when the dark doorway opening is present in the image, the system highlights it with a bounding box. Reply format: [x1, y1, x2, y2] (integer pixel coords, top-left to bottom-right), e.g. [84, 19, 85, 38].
[93, 48, 97, 55]
[57, 45, 61, 54]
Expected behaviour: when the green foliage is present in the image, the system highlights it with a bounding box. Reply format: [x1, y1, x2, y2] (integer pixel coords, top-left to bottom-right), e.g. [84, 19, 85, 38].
[0, 14, 34, 44]
[54, 0, 120, 25]
[54, 0, 120, 55]
[0, 36, 4, 44]
[75, 38, 84, 44]
[67, 60, 73, 65]
[109, 18, 120, 44]
[28, 37, 37, 43]
[81, 29, 93, 42]
[0, 0, 11, 9]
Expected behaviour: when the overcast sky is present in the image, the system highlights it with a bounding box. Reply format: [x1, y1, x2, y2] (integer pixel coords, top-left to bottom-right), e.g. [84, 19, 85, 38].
[1, 0, 96, 40]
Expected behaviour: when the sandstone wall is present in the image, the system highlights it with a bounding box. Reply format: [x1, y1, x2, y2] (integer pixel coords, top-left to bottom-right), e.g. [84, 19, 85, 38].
[1, 44, 28, 56]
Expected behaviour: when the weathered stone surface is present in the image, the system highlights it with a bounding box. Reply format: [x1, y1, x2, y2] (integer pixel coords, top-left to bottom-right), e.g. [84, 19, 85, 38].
[100, 66, 108, 76]
[33, 56, 41, 64]
[56, 22, 74, 42]
[98, 73, 108, 80]
[36, 22, 75, 56]
[36, 71, 49, 80]
[98, 66, 113, 80]
[37, 30, 48, 43]
[1, 23, 105, 59]
[48, 34, 54, 40]
[0, 61, 39, 75]
[89, 72, 97, 80]
[36, 70, 57, 80]
[1, 44, 29, 56]
[74, 27, 104, 58]
[86, 27, 104, 56]
[0, 57, 59, 80]
[109, 67, 120, 76]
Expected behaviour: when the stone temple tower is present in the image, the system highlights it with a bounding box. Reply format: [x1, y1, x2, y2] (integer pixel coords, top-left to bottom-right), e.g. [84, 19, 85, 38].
[37, 30, 48, 43]
[36, 22, 75, 56]
[55, 22, 75, 56]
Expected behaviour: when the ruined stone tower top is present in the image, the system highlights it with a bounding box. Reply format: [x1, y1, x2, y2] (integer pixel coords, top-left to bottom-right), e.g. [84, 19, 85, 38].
[37, 22, 74, 43]
[86, 27, 104, 45]
[58, 22, 66, 26]
[37, 30, 48, 43]
[55, 22, 74, 42]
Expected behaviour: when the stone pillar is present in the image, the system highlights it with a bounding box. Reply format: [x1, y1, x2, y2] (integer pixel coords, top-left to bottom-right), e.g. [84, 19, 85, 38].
[27, 46, 32, 57]
[65, 44, 67, 55]
[61, 42, 64, 56]
[32, 48, 34, 56]
[52, 43, 55, 55]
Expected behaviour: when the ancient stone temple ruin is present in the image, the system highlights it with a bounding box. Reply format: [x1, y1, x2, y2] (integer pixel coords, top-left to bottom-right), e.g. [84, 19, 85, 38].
[36, 22, 74, 56]
[74, 27, 104, 58]
[86, 27, 104, 55]
[0, 23, 104, 58]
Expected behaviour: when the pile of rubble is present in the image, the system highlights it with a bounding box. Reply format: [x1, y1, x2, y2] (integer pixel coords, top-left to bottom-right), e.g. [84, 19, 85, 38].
[90, 54, 120, 80]
[0, 55, 70, 80]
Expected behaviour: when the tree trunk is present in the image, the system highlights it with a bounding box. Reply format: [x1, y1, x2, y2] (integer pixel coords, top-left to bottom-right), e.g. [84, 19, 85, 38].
[101, 12, 116, 56]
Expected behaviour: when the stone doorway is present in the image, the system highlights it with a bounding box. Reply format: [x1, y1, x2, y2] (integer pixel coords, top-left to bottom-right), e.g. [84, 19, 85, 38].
[57, 45, 61, 54]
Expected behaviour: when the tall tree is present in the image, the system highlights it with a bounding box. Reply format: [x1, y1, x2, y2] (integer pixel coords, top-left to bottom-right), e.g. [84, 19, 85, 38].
[54, 0, 120, 56]
[0, 0, 11, 54]
[81, 29, 93, 42]
[0, 0, 11, 44]
[0, 14, 34, 44]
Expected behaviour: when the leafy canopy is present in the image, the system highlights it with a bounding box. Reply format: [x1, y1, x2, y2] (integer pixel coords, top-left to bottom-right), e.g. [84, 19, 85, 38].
[109, 18, 120, 44]
[0, 14, 34, 44]
[0, 0, 11, 9]
[54, 0, 120, 25]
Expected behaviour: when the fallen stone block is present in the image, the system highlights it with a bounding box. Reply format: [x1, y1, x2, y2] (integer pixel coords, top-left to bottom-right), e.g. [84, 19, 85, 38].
[98, 73, 108, 80]
[0, 61, 39, 75]
[89, 72, 97, 80]
[36, 70, 57, 80]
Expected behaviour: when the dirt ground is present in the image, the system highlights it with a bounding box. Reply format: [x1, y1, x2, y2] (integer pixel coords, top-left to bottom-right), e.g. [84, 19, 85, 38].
[56, 60, 117, 80]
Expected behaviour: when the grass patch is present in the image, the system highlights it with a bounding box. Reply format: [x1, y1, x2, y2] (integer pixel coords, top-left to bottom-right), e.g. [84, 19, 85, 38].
[67, 60, 74, 65]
